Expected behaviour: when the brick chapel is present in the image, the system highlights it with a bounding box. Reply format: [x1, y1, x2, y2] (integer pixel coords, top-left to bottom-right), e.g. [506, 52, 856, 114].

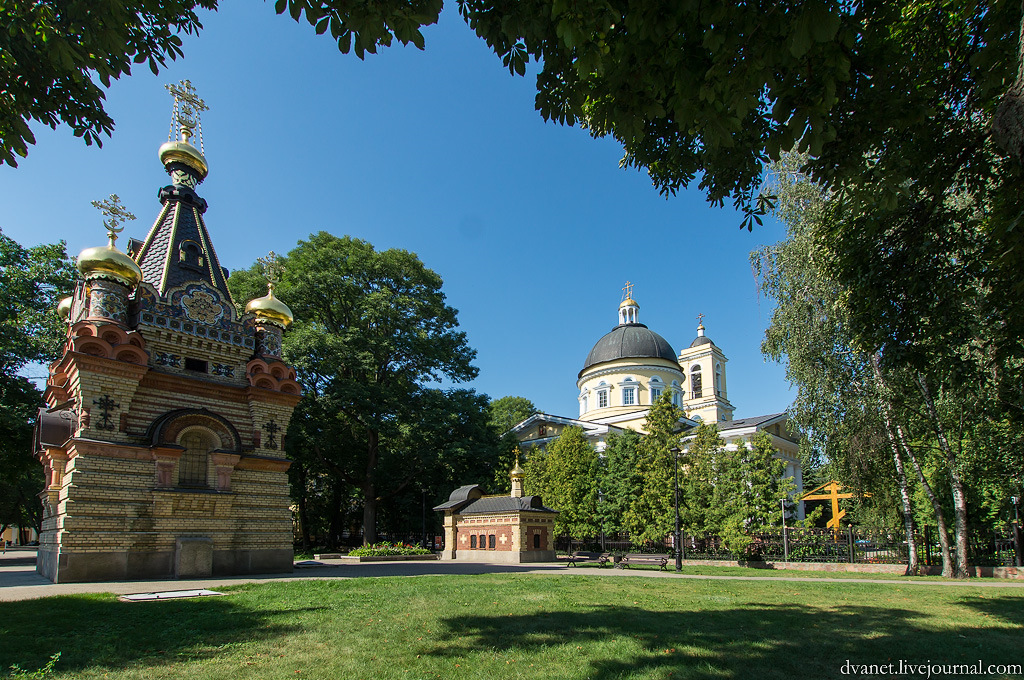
[33, 81, 301, 583]
[434, 457, 558, 563]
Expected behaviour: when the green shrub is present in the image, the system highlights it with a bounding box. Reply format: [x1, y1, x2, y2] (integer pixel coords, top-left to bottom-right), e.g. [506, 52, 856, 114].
[347, 542, 432, 557]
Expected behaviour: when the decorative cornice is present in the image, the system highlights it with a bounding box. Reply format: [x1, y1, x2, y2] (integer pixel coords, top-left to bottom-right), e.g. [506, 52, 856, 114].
[577, 362, 684, 388]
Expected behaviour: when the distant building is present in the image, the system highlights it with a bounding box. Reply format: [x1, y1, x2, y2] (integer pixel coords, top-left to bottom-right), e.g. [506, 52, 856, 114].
[33, 82, 301, 583]
[434, 458, 558, 562]
[511, 290, 803, 511]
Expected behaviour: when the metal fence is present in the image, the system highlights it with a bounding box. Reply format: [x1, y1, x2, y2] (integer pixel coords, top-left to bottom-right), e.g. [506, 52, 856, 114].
[557, 526, 1022, 567]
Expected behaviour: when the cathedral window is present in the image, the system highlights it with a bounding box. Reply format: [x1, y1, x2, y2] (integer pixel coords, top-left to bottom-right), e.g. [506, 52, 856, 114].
[691, 365, 703, 399]
[470, 535, 477, 549]
[178, 429, 213, 487]
[597, 381, 610, 408]
[671, 380, 681, 406]
[649, 376, 663, 403]
[619, 377, 640, 406]
[715, 363, 723, 395]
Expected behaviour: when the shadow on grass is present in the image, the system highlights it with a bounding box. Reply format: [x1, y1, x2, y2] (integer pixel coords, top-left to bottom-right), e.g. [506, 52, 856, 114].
[0, 593, 321, 675]
[431, 601, 1023, 679]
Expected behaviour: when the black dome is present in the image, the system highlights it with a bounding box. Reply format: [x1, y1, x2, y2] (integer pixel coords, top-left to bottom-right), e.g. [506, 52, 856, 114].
[582, 323, 679, 374]
[689, 335, 714, 348]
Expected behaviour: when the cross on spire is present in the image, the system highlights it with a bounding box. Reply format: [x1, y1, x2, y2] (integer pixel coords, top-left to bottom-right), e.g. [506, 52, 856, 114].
[622, 281, 634, 301]
[166, 79, 208, 150]
[696, 312, 705, 328]
[257, 251, 284, 288]
[91, 194, 136, 245]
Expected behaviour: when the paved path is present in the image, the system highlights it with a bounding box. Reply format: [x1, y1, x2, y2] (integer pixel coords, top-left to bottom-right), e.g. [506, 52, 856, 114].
[2, 548, 1022, 602]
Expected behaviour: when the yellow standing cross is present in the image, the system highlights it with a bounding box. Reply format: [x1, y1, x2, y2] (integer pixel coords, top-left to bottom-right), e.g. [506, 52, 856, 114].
[798, 480, 872, 530]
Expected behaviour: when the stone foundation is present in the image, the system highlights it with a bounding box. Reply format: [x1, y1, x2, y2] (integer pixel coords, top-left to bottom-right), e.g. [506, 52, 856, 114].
[36, 545, 293, 583]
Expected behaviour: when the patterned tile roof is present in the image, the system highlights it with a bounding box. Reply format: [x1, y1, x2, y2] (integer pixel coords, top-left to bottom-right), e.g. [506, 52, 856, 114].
[134, 185, 234, 304]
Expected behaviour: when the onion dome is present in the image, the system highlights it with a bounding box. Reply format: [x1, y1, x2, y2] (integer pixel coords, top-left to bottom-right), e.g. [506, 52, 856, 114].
[159, 80, 210, 186]
[245, 283, 294, 328]
[510, 454, 525, 478]
[57, 296, 73, 321]
[158, 140, 209, 182]
[77, 233, 143, 288]
[619, 297, 638, 309]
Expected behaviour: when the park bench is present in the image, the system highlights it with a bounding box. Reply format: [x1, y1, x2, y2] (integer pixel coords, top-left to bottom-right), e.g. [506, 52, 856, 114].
[616, 553, 669, 570]
[565, 551, 612, 567]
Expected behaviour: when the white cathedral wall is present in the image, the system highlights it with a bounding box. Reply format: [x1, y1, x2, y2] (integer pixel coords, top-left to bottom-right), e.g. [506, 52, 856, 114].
[577, 358, 685, 421]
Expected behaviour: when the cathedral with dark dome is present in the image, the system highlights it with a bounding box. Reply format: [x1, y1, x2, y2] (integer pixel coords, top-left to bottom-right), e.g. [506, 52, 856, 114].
[576, 291, 735, 430]
[511, 286, 803, 499]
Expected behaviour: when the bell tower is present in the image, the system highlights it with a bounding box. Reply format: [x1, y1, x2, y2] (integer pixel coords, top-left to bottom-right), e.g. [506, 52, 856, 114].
[677, 314, 734, 423]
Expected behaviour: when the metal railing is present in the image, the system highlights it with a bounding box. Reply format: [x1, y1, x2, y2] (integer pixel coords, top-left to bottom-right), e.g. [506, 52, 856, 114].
[556, 526, 1022, 567]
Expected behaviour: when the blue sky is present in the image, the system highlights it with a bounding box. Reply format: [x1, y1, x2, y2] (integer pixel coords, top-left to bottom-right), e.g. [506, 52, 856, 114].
[0, 1, 793, 420]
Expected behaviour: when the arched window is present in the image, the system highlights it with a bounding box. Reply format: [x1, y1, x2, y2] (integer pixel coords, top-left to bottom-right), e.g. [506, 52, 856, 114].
[597, 381, 610, 409]
[179, 241, 204, 268]
[691, 365, 703, 399]
[620, 377, 638, 406]
[649, 376, 663, 403]
[470, 535, 477, 549]
[533, 533, 541, 549]
[715, 363, 723, 395]
[178, 428, 213, 487]
[671, 380, 681, 406]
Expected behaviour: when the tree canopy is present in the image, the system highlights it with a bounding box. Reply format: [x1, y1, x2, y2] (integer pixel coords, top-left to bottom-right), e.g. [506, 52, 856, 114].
[0, 230, 75, 537]
[6, 3, 1021, 233]
[523, 426, 599, 539]
[229, 232, 486, 545]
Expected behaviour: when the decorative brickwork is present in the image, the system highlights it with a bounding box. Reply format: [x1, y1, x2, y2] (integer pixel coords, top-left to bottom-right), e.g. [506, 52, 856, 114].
[35, 108, 300, 583]
[435, 481, 558, 563]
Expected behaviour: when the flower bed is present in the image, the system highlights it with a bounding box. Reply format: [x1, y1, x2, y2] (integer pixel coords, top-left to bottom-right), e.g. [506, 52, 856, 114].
[348, 542, 433, 557]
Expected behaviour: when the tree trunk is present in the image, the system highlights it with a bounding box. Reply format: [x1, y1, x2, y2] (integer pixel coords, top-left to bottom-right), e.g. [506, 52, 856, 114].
[362, 429, 380, 545]
[897, 425, 954, 577]
[917, 373, 970, 579]
[993, 2, 1024, 163]
[870, 354, 919, 575]
[327, 487, 344, 549]
[363, 496, 378, 545]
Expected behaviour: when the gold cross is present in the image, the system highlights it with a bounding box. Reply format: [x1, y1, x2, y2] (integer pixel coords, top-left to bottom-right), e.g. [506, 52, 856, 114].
[91, 194, 136, 244]
[696, 312, 705, 327]
[622, 281, 634, 301]
[166, 79, 208, 146]
[799, 480, 872, 530]
[257, 251, 284, 287]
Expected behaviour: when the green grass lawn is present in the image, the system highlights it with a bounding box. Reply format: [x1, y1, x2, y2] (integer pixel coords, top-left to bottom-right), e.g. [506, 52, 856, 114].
[583, 563, 976, 581]
[2, 574, 1022, 679]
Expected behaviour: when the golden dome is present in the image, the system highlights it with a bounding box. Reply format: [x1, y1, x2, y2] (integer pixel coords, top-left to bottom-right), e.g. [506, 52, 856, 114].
[158, 140, 209, 180]
[246, 283, 294, 328]
[77, 238, 142, 288]
[57, 296, 73, 320]
[510, 452, 525, 477]
[619, 297, 638, 309]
